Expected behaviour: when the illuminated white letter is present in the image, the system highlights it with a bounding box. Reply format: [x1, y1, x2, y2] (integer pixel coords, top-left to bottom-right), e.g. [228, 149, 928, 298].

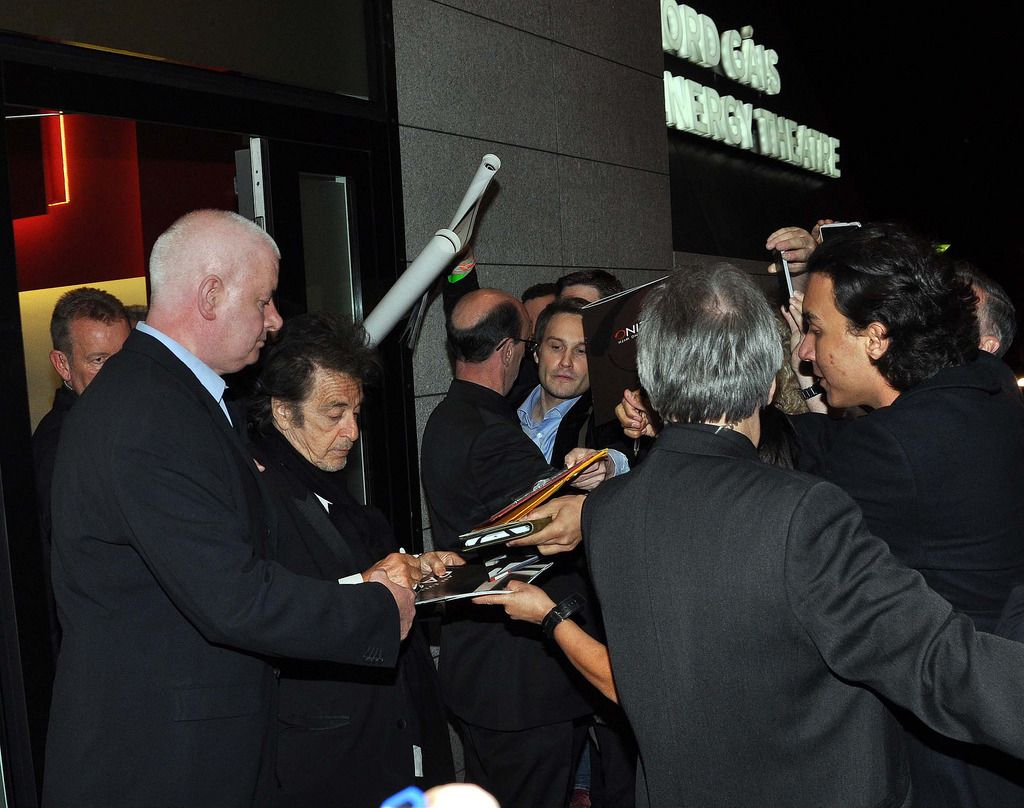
[720, 29, 744, 80]
[662, 0, 683, 54]
[747, 43, 766, 91]
[765, 49, 781, 95]
[704, 87, 725, 141]
[827, 137, 841, 178]
[680, 4, 702, 61]
[740, 38, 755, 84]
[784, 118, 799, 164]
[687, 79, 708, 135]
[665, 73, 694, 131]
[754, 109, 777, 156]
[700, 14, 721, 67]
[736, 102, 754, 149]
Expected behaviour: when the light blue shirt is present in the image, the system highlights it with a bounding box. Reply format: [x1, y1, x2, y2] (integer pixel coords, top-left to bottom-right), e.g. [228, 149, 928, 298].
[517, 384, 629, 476]
[136, 321, 232, 425]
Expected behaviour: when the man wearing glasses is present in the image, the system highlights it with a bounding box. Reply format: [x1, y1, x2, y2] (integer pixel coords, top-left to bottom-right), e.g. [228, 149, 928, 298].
[421, 288, 603, 808]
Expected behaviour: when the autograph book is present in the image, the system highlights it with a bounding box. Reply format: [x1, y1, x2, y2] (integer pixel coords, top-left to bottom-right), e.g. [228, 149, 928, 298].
[580, 275, 668, 427]
[456, 448, 610, 551]
[414, 555, 553, 606]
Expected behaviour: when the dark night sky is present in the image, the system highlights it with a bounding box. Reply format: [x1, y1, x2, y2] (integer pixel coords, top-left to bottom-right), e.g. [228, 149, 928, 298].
[668, 1, 1024, 366]
[794, 4, 1022, 267]
[793, 2, 1024, 367]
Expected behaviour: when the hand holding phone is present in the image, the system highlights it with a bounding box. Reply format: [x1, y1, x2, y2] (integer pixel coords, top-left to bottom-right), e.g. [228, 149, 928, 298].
[772, 249, 794, 304]
[818, 221, 861, 242]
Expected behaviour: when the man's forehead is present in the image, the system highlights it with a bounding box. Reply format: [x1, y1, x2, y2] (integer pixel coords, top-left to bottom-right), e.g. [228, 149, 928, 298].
[311, 368, 362, 405]
[541, 312, 585, 342]
[69, 314, 130, 338]
[803, 274, 838, 318]
[239, 242, 279, 284]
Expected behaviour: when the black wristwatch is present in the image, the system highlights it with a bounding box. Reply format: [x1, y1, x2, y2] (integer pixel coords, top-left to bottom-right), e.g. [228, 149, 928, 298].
[799, 383, 823, 400]
[542, 593, 586, 639]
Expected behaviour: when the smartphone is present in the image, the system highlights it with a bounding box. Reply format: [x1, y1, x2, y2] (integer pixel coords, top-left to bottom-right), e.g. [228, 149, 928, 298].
[818, 221, 861, 241]
[772, 249, 794, 304]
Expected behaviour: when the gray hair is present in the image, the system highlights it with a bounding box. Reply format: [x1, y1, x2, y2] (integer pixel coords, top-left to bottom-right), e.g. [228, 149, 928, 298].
[149, 209, 280, 303]
[637, 264, 782, 425]
[957, 262, 1016, 357]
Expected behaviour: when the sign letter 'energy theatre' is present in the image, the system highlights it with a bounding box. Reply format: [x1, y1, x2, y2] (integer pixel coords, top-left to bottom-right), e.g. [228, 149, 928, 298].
[661, 0, 841, 178]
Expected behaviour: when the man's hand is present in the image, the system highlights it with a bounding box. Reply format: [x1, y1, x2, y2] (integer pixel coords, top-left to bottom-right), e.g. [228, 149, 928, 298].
[363, 550, 464, 587]
[362, 552, 425, 589]
[367, 570, 415, 640]
[507, 494, 585, 555]
[810, 218, 835, 242]
[765, 226, 819, 273]
[564, 447, 613, 491]
[616, 388, 657, 439]
[473, 579, 556, 624]
[418, 550, 466, 578]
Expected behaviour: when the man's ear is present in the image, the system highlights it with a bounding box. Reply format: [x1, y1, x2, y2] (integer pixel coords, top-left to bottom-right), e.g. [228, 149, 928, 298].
[864, 321, 891, 361]
[198, 274, 223, 321]
[979, 335, 1001, 355]
[504, 340, 517, 368]
[49, 350, 72, 383]
[271, 397, 293, 431]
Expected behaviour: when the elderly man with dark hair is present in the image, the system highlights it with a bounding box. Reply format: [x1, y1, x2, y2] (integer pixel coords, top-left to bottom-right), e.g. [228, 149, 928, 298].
[249, 311, 456, 806]
[44, 210, 414, 807]
[421, 287, 595, 808]
[793, 223, 1024, 806]
[586, 263, 1024, 808]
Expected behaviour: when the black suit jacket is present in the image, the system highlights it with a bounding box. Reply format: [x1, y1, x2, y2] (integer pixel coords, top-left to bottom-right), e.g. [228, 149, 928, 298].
[421, 379, 596, 730]
[790, 352, 1024, 804]
[586, 424, 1024, 808]
[32, 384, 77, 657]
[251, 431, 453, 807]
[43, 330, 401, 808]
[32, 385, 77, 552]
[791, 353, 1024, 625]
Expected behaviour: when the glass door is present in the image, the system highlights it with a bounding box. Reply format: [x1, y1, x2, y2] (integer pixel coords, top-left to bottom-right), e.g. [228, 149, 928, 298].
[260, 139, 419, 528]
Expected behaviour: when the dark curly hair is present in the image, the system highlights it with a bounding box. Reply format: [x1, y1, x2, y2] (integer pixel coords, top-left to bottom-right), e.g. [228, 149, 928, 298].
[250, 312, 378, 433]
[807, 223, 978, 391]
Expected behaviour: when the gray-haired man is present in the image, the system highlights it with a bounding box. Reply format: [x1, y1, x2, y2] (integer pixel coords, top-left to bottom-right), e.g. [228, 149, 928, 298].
[584, 264, 1024, 808]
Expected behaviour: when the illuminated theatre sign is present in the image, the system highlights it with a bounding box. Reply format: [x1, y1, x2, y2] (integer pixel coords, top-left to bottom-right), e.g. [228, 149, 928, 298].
[661, 1, 841, 178]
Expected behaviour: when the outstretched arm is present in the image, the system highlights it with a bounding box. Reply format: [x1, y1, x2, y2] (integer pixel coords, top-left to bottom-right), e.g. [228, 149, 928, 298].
[475, 580, 618, 702]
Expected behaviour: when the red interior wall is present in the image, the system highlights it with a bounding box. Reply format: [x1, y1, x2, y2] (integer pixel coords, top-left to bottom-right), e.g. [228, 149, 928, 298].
[13, 115, 146, 292]
[135, 123, 243, 264]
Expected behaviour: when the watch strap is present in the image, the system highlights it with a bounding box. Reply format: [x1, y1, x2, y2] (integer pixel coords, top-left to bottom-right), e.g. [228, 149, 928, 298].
[542, 593, 586, 639]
